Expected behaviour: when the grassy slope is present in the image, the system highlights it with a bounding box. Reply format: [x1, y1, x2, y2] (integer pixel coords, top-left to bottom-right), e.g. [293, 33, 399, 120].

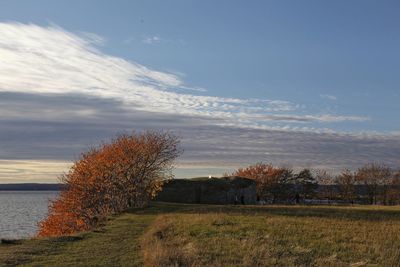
[0, 213, 155, 267]
[1, 203, 400, 266]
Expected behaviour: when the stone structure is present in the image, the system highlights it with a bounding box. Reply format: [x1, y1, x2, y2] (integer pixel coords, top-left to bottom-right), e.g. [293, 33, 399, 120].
[156, 176, 257, 205]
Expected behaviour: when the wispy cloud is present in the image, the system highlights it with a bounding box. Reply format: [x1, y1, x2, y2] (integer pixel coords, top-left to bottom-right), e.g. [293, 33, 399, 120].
[140, 35, 186, 46]
[238, 114, 369, 123]
[0, 91, 398, 182]
[0, 22, 366, 130]
[0, 22, 396, 182]
[0, 159, 71, 183]
[142, 35, 162, 44]
[320, 94, 337, 101]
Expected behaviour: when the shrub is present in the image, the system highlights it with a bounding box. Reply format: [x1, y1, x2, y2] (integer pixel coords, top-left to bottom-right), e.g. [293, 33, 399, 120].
[38, 131, 181, 237]
[229, 163, 293, 203]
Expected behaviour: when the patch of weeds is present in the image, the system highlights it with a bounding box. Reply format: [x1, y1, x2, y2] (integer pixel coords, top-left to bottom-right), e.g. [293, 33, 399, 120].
[53, 235, 84, 242]
[1, 239, 23, 245]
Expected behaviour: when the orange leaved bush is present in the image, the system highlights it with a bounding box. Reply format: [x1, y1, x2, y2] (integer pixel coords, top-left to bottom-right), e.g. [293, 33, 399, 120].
[229, 163, 293, 202]
[38, 131, 181, 237]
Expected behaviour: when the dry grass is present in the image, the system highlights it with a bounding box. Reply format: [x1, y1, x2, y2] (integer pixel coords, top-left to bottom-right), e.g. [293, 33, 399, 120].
[1, 202, 400, 266]
[142, 215, 199, 266]
[140, 203, 400, 267]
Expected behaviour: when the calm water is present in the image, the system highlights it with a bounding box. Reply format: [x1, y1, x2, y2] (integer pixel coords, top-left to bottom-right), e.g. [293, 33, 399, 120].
[0, 191, 58, 239]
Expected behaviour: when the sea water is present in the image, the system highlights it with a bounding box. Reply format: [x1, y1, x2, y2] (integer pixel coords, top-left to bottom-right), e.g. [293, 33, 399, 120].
[0, 191, 58, 239]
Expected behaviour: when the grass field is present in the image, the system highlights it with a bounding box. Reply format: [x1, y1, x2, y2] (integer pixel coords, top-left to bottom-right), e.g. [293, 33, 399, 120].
[1, 202, 400, 266]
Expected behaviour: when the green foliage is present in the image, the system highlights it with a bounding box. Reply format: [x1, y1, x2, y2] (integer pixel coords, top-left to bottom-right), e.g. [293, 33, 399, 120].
[268, 168, 294, 202]
[292, 168, 318, 199]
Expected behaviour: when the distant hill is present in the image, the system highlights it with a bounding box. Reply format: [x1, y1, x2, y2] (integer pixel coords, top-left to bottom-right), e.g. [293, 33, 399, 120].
[0, 183, 64, 191]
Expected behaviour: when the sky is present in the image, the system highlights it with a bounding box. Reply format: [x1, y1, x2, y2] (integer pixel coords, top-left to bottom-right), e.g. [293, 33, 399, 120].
[0, 0, 399, 182]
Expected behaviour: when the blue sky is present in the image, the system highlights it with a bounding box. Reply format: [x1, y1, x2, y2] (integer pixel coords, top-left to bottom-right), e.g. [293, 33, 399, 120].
[0, 1, 399, 182]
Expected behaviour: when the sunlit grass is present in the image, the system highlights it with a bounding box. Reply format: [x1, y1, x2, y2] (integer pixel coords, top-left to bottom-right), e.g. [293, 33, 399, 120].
[141, 203, 400, 266]
[1, 202, 400, 266]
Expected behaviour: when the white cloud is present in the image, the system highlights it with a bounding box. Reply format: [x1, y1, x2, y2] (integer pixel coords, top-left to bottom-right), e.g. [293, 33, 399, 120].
[0, 160, 71, 183]
[236, 113, 369, 123]
[0, 22, 369, 132]
[140, 35, 187, 46]
[0, 22, 398, 182]
[142, 35, 162, 44]
[0, 91, 398, 182]
[320, 94, 337, 101]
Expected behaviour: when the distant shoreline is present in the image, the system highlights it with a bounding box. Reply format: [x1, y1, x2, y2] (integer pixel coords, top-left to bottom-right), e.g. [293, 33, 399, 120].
[0, 183, 64, 191]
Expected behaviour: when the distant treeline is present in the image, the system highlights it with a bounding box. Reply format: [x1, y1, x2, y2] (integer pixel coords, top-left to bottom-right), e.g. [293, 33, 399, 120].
[228, 163, 400, 205]
[0, 183, 64, 191]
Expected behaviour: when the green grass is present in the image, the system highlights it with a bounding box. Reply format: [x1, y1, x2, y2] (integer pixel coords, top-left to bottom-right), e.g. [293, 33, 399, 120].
[1, 203, 400, 266]
[0, 213, 154, 267]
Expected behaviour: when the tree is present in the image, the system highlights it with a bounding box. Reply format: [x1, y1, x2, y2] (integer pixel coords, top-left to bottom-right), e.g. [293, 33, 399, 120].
[315, 169, 336, 203]
[293, 169, 318, 201]
[387, 170, 400, 205]
[268, 168, 294, 203]
[38, 131, 181, 237]
[229, 163, 293, 203]
[356, 163, 392, 205]
[336, 169, 356, 204]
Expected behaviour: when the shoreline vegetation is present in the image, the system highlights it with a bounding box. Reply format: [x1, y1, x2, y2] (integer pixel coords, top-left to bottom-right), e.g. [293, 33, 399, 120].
[2, 132, 399, 266]
[37, 131, 181, 237]
[1, 202, 400, 266]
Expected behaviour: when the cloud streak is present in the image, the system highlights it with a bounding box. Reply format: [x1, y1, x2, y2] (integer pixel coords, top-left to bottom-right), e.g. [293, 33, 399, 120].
[142, 35, 162, 44]
[0, 22, 367, 130]
[320, 94, 337, 101]
[0, 22, 397, 182]
[0, 92, 398, 182]
[0, 160, 71, 183]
